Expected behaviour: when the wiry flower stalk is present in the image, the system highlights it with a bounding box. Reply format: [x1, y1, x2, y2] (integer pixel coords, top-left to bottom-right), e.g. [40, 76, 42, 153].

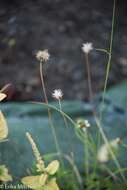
[52, 89, 74, 156]
[76, 118, 90, 177]
[82, 43, 93, 101]
[36, 50, 63, 165]
[39, 62, 48, 104]
[100, 0, 116, 120]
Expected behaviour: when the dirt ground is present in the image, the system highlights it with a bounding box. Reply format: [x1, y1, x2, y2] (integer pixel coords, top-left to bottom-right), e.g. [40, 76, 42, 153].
[0, 0, 127, 101]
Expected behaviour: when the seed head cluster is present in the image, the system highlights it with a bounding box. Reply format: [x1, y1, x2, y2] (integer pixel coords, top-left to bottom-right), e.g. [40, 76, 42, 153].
[52, 89, 63, 100]
[36, 49, 50, 62]
[97, 138, 120, 163]
[82, 42, 93, 54]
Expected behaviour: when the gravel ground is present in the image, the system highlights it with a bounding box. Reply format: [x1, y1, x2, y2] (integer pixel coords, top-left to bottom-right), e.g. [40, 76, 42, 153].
[0, 0, 127, 101]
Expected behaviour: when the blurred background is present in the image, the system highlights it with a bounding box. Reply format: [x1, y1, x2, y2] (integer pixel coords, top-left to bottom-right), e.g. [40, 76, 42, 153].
[0, 0, 127, 101]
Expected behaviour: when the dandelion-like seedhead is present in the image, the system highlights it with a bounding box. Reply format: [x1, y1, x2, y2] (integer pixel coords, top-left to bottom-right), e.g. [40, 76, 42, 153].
[97, 138, 120, 163]
[82, 42, 93, 54]
[52, 89, 63, 100]
[36, 49, 50, 63]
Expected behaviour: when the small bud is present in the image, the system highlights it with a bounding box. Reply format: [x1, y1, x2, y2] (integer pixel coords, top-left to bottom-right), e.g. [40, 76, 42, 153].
[76, 119, 90, 132]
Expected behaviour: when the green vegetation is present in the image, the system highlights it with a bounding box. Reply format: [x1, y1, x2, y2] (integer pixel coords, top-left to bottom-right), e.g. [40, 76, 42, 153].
[0, 0, 127, 189]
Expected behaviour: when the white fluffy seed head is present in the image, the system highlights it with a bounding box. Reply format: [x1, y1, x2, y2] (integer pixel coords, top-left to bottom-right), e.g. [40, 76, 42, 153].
[52, 89, 63, 100]
[82, 42, 93, 54]
[97, 144, 109, 163]
[97, 138, 120, 163]
[36, 49, 50, 62]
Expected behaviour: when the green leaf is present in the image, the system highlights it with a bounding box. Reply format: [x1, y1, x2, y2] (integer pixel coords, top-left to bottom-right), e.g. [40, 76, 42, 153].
[0, 165, 12, 182]
[21, 174, 48, 189]
[44, 178, 60, 190]
[45, 160, 59, 175]
[0, 111, 8, 140]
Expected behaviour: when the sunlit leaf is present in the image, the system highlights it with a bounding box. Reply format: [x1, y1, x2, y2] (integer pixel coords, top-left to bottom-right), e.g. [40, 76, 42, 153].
[0, 165, 12, 182]
[0, 93, 6, 101]
[0, 111, 8, 140]
[21, 174, 48, 189]
[45, 160, 59, 175]
[45, 178, 60, 190]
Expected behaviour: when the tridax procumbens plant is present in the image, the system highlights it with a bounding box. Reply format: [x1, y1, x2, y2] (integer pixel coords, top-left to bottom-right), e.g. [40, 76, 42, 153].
[1, 0, 127, 189]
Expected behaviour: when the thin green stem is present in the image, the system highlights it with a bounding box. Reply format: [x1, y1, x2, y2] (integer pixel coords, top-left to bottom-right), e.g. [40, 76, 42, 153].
[39, 62, 63, 164]
[121, 143, 127, 149]
[40, 62, 48, 104]
[106, 168, 127, 180]
[102, 165, 119, 182]
[33, 101, 126, 181]
[100, 0, 116, 119]
[58, 99, 74, 156]
[85, 53, 93, 101]
[95, 116, 126, 182]
[98, 0, 116, 167]
[63, 154, 83, 190]
[58, 99, 62, 111]
[32, 101, 76, 126]
[84, 131, 89, 178]
[95, 48, 110, 55]
[58, 99, 72, 133]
